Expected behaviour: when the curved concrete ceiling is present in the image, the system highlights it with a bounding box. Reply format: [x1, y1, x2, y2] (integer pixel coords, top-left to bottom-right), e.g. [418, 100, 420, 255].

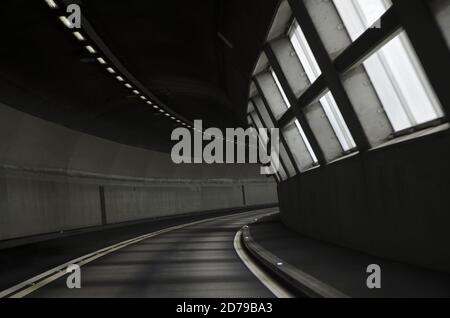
[0, 0, 279, 153]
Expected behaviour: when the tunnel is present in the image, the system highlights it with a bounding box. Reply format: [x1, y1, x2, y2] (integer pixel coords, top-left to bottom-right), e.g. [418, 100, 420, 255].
[0, 0, 450, 303]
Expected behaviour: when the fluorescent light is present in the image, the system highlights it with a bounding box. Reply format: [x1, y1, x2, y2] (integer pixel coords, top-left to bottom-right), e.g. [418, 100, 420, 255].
[159, 109, 164, 113]
[85, 45, 96, 54]
[133, 90, 140, 95]
[146, 101, 153, 105]
[165, 113, 171, 117]
[106, 67, 115, 74]
[73, 32, 85, 41]
[140, 96, 147, 100]
[45, 0, 58, 9]
[125, 83, 132, 89]
[59, 16, 72, 28]
[153, 105, 159, 109]
[97, 57, 106, 65]
[116, 76, 124, 82]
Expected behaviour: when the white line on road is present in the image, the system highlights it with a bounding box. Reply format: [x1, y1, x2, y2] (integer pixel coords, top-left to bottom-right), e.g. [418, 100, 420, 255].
[0, 209, 277, 298]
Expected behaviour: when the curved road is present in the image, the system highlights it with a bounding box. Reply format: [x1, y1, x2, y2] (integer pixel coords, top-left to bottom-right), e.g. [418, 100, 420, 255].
[18, 209, 277, 298]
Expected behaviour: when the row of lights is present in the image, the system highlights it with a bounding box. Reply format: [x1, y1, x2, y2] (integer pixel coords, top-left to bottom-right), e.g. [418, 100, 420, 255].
[45, 0, 194, 129]
[46, 0, 243, 144]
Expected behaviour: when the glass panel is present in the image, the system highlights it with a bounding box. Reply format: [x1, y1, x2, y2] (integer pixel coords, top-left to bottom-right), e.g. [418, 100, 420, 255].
[252, 96, 297, 177]
[303, 102, 344, 162]
[289, 21, 322, 82]
[320, 91, 356, 151]
[289, 22, 356, 151]
[283, 119, 317, 170]
[250, 112, 288, 180]
[334, 0, 392, 40]
[334, 0, 444, 131]
[271, 69, 318, 164]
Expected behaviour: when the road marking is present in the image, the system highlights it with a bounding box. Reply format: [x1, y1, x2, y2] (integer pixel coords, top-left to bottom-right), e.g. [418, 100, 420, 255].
[233, 230, 294, 299]
[1, 209, 275, 298]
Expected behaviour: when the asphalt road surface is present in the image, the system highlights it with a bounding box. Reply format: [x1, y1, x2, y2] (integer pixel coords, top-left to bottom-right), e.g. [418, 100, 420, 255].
[24, 209, 276, 298]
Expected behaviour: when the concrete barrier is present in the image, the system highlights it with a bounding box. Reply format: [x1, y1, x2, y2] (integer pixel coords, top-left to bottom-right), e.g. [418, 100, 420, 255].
[0, 102, 278, 242]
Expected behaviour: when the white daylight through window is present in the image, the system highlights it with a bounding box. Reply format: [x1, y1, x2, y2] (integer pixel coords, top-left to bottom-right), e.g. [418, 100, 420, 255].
[333, 0, 444, 132]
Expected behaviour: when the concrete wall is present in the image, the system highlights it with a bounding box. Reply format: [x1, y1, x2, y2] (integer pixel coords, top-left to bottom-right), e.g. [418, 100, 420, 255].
[0, 170, 102, 240]
[245, 182, 280, 206]
[279, 125, 450, 273]
[0, 102, 277, 241]
[104, 182, 253, 224]
[0, 169, 276, 241]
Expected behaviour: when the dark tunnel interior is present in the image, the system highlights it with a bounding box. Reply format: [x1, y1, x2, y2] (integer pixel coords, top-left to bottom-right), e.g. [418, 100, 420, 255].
[0, 0, 450, 302]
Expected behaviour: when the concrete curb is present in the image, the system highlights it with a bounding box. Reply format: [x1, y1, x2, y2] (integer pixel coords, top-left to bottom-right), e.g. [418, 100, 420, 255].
[240, 217, 350, 298]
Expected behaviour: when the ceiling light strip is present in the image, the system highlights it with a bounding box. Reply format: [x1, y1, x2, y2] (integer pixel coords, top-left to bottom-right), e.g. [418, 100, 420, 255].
[47, 0, 192, 126]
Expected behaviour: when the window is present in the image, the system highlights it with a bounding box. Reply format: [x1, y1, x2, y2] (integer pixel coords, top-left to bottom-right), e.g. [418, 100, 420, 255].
[289, 22, 356, 151]
[249, 0, 449, 180]
[289, 21, 322, 82]
[334, 0, 444, 132]
[270, 69, 318, 164]
[250, 111, 288, 180]
[252, 95, 298, 178]
[334, 0, 392, 39]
